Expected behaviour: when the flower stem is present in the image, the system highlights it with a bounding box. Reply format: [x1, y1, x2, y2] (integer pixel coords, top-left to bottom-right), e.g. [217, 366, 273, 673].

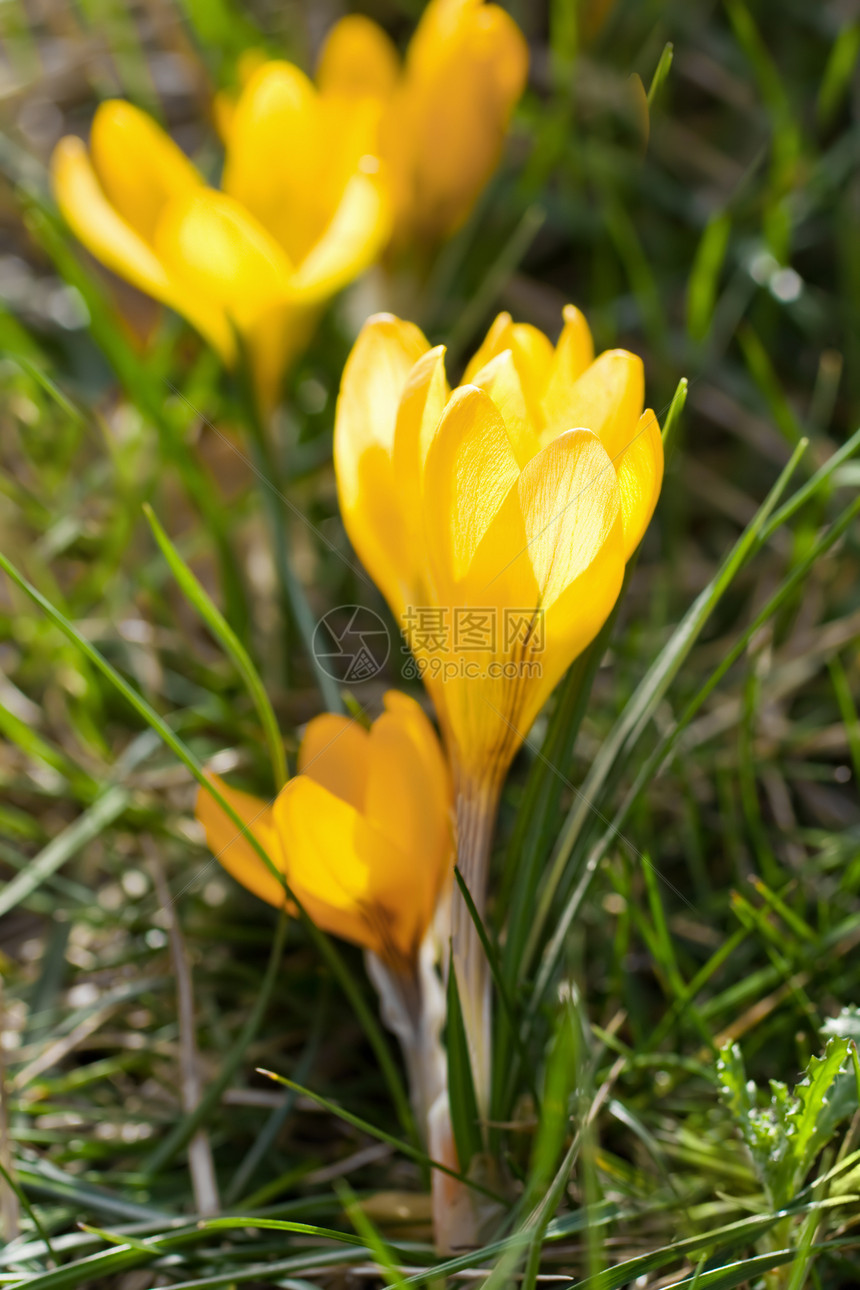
[451, 770, 503, 1124]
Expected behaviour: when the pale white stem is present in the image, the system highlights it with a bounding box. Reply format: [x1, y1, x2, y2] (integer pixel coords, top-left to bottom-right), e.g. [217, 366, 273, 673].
[450, 773, 502, 1123]
[367, 914, 482, 1253]
[365, 933, 446, 1136]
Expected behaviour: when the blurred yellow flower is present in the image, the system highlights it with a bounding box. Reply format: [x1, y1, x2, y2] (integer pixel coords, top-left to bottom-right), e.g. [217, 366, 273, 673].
[51, 90, 389, 412]
[335, 305, 664, 786]
[219, 2, 528, 253]
[195, 692, 452, 970]
[317, 1, 529, 247]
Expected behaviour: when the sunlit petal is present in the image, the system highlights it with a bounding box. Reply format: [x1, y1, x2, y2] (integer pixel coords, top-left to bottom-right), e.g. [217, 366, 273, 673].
[422, 384, 520, 592]
[542, 348, 644, 457]
[615, 407, 664, 560]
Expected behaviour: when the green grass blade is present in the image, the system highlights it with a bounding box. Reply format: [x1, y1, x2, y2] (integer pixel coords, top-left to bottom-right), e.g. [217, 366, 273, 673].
[144, 502, 287, 790]
[445, 949, 484, 1171]
[523, 437, 808, 983]
[531, 489, 860, 1017]
[647, 41, 674, 107]
[0, 548, 414, 1142]
[257, 1070, 499, 1202]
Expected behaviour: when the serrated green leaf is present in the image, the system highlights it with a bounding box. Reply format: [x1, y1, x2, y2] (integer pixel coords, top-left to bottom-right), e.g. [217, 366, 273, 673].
[782, 1036, 852, 1193]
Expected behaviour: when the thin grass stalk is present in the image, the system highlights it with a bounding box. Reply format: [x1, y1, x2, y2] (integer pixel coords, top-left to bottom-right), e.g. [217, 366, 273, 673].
[238, 379, 344, 715]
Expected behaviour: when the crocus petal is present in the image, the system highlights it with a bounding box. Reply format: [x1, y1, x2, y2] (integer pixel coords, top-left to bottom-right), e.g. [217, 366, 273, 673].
[458, 429, 625, 765]
[381, 691, 453, 827]
[89, 100, 202, 243]
[518, 432, 625, 728]
[462, 310, 513, 382]
[615, 407, 664, 560]
[541, 304, 594, 430]
[385, 0, 528, 241]
[392, 344, 449, 534]
[464, 312, 554, 430]
[335, 313, 432, 612]
[365, 694, 451, 929]
[273, 777, 420, 961]
[469, 349, 540, 467]
[154, 187, 293, 338]
[516, 430, 622, 611]
[298, 712, 369, 812]
[222, 61, 324, 263]
[316, 14, 400, 100]
[195, 775, 287, 908]
[290, 167, 391, 301]
[542, 349, 644, 457]
[52, 136, 176, 304]
[422, 384, 520, 593]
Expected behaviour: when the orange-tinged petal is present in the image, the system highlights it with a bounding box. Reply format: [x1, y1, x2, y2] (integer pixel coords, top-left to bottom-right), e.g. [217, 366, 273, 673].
[615, 407, 664, 560]
[154, 187, 293, 336]
[195, 774, 287, 908]
[222, 61, 324, 263]
[89, 100, 201, 244]
[367, 693, 452, 858]
[51, 136, 175, 303]
[541, 304, 594, 430]
[422, 384, 520, 593]
[365, 695, 451, 928]
[380, 691, 453, 832]
[334, 313, 432, 613]
[317, 14, 400, 100]
[387, 0, 528, 241]
[273, 776, 421, 961]
[290, 167, 391, 300]
[542, 348, 644, 457]
[298, 712, 369, 811]
[469, 349, 540, 467]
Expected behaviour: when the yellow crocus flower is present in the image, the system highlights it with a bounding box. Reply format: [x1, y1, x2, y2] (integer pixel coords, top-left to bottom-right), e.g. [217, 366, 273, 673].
[317, 0, 529, 247]
[51, 88, 390, 412]
[195, 692, 452, 971]
[335, 304, 664, 786]
[335, 305, 663, 1110]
